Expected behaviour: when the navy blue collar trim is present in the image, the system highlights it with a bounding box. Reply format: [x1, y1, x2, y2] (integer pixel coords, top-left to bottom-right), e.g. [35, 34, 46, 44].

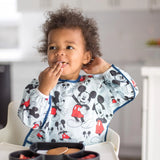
[59, 75, 81, 83]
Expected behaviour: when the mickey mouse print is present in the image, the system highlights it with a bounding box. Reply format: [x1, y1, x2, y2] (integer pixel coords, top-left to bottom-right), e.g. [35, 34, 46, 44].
[18, 65, 139, 146]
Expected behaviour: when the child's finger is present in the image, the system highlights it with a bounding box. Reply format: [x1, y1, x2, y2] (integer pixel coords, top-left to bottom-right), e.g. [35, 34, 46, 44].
[51, 62, 62, 75]
[56, 68, 63, 77]
[48, 63, 58, 71]
[48, 62, 60, 70]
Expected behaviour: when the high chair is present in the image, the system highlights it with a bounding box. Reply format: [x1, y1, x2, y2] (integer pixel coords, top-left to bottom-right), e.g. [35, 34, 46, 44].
[0, 101, 120, 156]
[106, 127, 120, 156]
[0, 101, 29, 145]
[85, 127, 120, 157]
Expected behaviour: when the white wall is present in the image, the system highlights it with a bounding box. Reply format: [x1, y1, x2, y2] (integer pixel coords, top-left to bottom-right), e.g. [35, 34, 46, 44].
[9, 10, 160, 158]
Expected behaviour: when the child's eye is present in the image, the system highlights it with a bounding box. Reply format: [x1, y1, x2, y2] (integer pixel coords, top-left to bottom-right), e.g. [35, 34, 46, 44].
[49, 46, 56, 50]
[66, 46, 74, 50]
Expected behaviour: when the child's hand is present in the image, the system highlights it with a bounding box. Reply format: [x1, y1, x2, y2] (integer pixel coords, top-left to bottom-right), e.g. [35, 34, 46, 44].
[38, 62, 63, 96]
[82, 57, 111, 74]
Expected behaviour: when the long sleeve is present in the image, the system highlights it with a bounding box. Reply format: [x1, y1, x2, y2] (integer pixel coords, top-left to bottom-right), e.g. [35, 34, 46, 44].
[18, 79, 50, 129]
[101, 64, 139, 113]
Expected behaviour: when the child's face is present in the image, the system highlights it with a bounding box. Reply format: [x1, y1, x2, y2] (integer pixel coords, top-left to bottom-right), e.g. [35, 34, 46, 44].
[47, 28, 91, 80]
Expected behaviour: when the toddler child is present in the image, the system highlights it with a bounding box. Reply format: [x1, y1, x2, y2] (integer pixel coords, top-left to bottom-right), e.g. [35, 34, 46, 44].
[18, 7, 139, 147]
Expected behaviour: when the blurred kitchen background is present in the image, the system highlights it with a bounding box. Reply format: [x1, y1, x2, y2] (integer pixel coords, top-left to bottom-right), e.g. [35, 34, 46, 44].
[0, 0, 160, 160]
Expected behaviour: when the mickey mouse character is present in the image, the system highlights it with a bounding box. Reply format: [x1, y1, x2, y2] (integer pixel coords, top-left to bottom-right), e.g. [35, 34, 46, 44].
[25, 80, 39, 94]
[80, 75, 93, 85]
[110, 70, 126, 86]
[55, 119, 71, 141]
[58, 81, 74, 97]
[43, 122, 55, 142]
[21, 99, 30, 107]
[92, 95, 108, 135]
[20, 99, 39, 119]
[72, 85, 96, 123]
[110, 70, 135, 101]
[32, 121, 42, 129]
[83, 130, 91, 138]
[51, 91, 65, 117]
[36, 129, 45, 140]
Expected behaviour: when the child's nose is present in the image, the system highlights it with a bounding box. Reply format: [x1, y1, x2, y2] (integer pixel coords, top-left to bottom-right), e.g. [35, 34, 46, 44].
[56, 49, 65, 56]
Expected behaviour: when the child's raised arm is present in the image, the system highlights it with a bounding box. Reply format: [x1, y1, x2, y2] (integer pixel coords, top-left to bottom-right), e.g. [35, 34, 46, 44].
[82, 57, 111, 74]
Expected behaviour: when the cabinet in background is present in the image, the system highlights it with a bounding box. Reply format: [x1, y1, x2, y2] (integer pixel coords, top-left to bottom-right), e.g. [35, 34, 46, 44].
[0, 65, 11, 128]
[117, 0, 148, 10]
[81, 0, 148, 11]
[148, 0, 160, 10]
[17, 0, 160, 12]
[141, 67, 160, 160]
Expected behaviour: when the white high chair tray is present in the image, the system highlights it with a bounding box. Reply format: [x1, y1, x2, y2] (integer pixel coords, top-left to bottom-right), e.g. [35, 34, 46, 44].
[0, 142, 28, 160]
[86, 141, 119, 160]
[0, 141, 118, 160]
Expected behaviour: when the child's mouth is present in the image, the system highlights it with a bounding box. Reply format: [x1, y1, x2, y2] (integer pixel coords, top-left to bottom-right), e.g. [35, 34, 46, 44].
[58, 61, 68, 68]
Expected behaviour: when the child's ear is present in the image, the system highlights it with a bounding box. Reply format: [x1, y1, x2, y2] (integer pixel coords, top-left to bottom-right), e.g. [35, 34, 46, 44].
[83, 51, 92, 65]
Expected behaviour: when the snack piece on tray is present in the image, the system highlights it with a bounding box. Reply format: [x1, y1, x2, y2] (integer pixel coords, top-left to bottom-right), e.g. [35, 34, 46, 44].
[78, 154, 96, 159]
[19, 154, 35, 159]
[64, 148, 80, 154]
[47, 147, 68, 155]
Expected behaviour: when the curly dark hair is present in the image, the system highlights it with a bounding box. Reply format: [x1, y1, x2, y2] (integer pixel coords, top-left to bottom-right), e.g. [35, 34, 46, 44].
[38, 7, 102, 61]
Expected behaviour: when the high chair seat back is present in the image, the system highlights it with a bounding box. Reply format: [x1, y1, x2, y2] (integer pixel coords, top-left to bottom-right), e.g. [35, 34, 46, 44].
[0, 101, 29, 145]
